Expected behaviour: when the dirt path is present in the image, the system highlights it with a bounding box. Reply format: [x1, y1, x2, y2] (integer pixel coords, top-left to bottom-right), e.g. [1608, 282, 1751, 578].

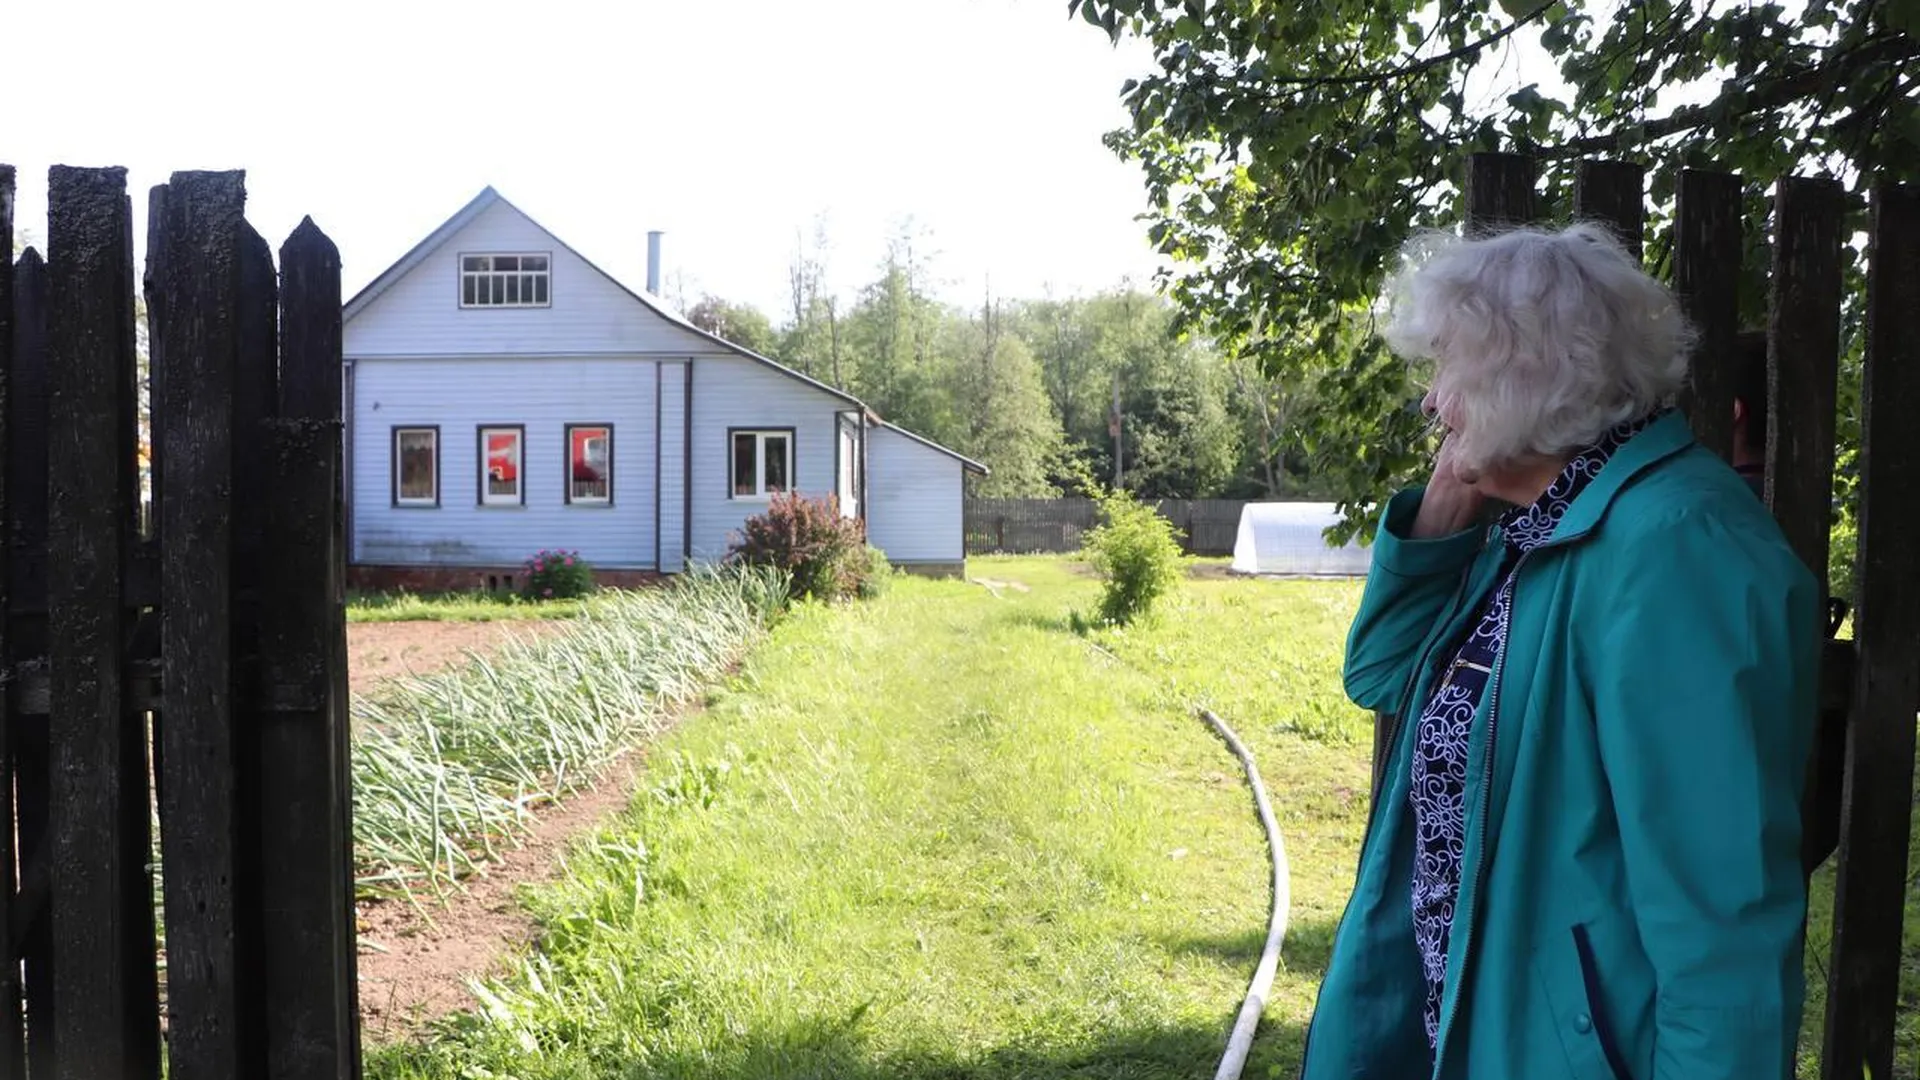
[355, 757, 645, 1042]
[346, 617, 650, 1042]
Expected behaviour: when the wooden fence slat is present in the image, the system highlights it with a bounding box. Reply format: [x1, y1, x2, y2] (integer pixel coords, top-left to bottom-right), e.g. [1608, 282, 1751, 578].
[0, 163, 21, 1080]
[9, 251, 48, 626]
[1821, 181, 1920, 1080]
[1464, 151, 1538, 233]
[155, 169, 249, 1080]
[230, 220, 278, 1072]
[1674, 168, 1745, 462]
[964, 497, 1250, 556]
[256, 217, 358, 1080]
[1573, 159, 1645, 261]
[1767, 177, 1848, 881]
[45, 165, 157, 1080]
[9, 246, 54, 1078]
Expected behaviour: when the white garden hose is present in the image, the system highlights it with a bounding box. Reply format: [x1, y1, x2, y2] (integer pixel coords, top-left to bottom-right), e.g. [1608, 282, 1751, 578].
[1198, 707, 1291, 1080]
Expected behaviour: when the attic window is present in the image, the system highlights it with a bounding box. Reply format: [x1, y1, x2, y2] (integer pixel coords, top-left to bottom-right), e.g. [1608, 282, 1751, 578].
[461, 253, 551, 307]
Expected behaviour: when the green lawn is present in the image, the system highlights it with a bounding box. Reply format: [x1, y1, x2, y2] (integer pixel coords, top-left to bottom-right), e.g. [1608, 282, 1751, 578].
[361, 554, 1920, 1079]
[370, 556, 1374, 1080]
[348, 590, 588, 623]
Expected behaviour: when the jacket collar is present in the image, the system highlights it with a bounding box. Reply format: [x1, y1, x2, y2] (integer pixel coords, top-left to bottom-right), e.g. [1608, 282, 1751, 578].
[1534, 409, 1697, 546]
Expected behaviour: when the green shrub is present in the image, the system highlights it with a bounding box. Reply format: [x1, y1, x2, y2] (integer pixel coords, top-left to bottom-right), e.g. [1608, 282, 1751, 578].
[858, 546, 894, 600]
[523, 549, 596, 600]
[1080, 487, 1185, 625]
[727, 492, 871, 602]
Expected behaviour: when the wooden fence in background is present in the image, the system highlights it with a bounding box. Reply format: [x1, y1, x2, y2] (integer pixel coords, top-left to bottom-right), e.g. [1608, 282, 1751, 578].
[965, 497, 1247, 556]
[1377, 151, 1915, 1080]
[2, 164, 360, 1078]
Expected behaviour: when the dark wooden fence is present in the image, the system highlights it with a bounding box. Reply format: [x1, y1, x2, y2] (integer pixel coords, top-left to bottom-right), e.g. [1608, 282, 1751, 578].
[1372, 151, 1916, 1080]
[965, 497, 1248, 555]
[2, 165, 359, 1077]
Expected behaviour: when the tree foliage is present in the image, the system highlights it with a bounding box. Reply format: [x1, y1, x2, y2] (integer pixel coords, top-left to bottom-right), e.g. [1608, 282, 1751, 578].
[696, 230, 1342, 501]
[687, 294, 778, 357]
[1070, 0, 1918, 539]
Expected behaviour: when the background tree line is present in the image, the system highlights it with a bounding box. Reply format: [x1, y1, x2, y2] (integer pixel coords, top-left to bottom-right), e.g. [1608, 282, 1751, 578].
[686, 230, 1337, 502]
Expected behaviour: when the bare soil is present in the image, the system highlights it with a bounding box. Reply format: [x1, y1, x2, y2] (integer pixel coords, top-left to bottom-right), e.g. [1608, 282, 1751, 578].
[346, 619, 645, 1043]
[355, 757, 645, 1042]
[347, 620, 563, 696]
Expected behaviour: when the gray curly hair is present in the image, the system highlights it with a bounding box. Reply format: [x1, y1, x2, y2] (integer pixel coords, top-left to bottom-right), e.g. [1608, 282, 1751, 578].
[1380, 222, 1695, 473]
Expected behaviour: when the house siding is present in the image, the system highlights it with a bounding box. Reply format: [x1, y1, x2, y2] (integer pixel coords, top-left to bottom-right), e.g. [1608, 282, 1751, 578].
[866, 426, 965, 564]
[688, 353, 849, 562]
[349, 357, 658, 568]
[345, 200, 712, 358]
[657, 360, 689, 572]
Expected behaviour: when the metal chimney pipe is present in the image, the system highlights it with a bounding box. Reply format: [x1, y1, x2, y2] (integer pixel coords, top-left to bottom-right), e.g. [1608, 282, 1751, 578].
[646, 230, 663, 295]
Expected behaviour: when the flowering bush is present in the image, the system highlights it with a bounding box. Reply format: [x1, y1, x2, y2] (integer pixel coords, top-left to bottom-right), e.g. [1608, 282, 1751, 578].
[523, 548, 596, 600]
[727, 492, 871, 603]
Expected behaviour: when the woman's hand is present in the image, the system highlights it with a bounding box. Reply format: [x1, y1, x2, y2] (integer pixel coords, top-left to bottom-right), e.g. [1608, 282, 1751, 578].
[1411, 433, 1488, 538]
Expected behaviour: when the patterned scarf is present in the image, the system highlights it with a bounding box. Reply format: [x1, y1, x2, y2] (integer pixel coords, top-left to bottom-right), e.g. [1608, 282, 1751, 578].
[1408, 409, 1665, 1049]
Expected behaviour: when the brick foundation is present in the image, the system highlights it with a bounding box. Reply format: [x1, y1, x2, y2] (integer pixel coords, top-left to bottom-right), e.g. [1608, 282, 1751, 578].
[347, 564, 666, 594]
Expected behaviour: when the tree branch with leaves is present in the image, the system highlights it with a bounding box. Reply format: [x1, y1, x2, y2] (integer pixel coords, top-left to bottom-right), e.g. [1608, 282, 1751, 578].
[1072, 0, 1917, 538]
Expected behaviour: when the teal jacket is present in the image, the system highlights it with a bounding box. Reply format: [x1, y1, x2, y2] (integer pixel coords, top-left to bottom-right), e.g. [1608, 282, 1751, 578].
[1302, 412, 1820, 1080]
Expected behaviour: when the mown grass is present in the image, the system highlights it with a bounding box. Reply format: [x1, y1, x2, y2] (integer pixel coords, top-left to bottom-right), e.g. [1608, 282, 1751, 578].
[349, 590, 589, 623]
[360, 553, 1920, 1079]
[369, 556, 1375, 1079]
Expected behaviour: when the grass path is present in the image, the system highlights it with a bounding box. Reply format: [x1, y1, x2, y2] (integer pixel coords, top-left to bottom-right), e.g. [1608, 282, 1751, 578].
[371, 557, 1375, 1080]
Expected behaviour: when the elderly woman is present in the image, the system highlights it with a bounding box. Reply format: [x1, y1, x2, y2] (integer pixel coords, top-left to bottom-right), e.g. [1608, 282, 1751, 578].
[1300, 224, 1820, 1080]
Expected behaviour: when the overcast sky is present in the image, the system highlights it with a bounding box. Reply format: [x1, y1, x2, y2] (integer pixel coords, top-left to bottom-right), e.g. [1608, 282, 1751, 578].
[9, 0, 1165, 318]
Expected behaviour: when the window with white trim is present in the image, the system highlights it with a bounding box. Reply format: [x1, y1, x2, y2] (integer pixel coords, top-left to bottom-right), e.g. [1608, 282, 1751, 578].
[479, 426, 524, 506]
[568, 424, 613, 505]
[393, 427, 439, 507]
[730, 430, 792, 498]
[461, 253, 551, 307]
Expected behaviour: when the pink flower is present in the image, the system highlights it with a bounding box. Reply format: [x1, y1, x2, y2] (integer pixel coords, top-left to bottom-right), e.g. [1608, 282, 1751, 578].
[564, 556, 574, 566]
[543, 588, 553, 597]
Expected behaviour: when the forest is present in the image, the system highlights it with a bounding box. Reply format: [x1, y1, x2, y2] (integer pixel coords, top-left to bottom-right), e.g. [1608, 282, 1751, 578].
[679, 230, 1334, 503]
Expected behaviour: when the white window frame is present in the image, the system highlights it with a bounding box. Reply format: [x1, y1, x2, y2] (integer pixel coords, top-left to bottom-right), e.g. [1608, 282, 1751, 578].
[393, 426, 439, 507]
[478, 425, 525, 507]
[567, 423, 614, 506]
[729, 429, 793, 500]
[460, 252, 552, 309]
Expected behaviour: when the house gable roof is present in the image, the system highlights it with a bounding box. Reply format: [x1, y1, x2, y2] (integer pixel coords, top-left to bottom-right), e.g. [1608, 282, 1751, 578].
[342, 187, 862, 408]
[344, 186, 988, 476]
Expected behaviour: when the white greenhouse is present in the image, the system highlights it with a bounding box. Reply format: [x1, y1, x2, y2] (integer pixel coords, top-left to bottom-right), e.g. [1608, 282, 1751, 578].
[1229, 502, 1374, 577]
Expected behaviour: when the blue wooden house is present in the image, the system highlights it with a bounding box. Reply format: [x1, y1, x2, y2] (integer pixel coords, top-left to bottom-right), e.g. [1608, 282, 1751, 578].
[341, 188, 984, 590]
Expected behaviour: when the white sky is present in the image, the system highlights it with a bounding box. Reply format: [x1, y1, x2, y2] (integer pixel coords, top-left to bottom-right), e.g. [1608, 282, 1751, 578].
[9, 0, 1164, 318]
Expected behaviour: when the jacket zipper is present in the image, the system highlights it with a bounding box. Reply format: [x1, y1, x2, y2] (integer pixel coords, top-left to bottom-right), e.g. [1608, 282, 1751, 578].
[1430, 549, 1529, 1077]
[1300, 558, 1479, 1080]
